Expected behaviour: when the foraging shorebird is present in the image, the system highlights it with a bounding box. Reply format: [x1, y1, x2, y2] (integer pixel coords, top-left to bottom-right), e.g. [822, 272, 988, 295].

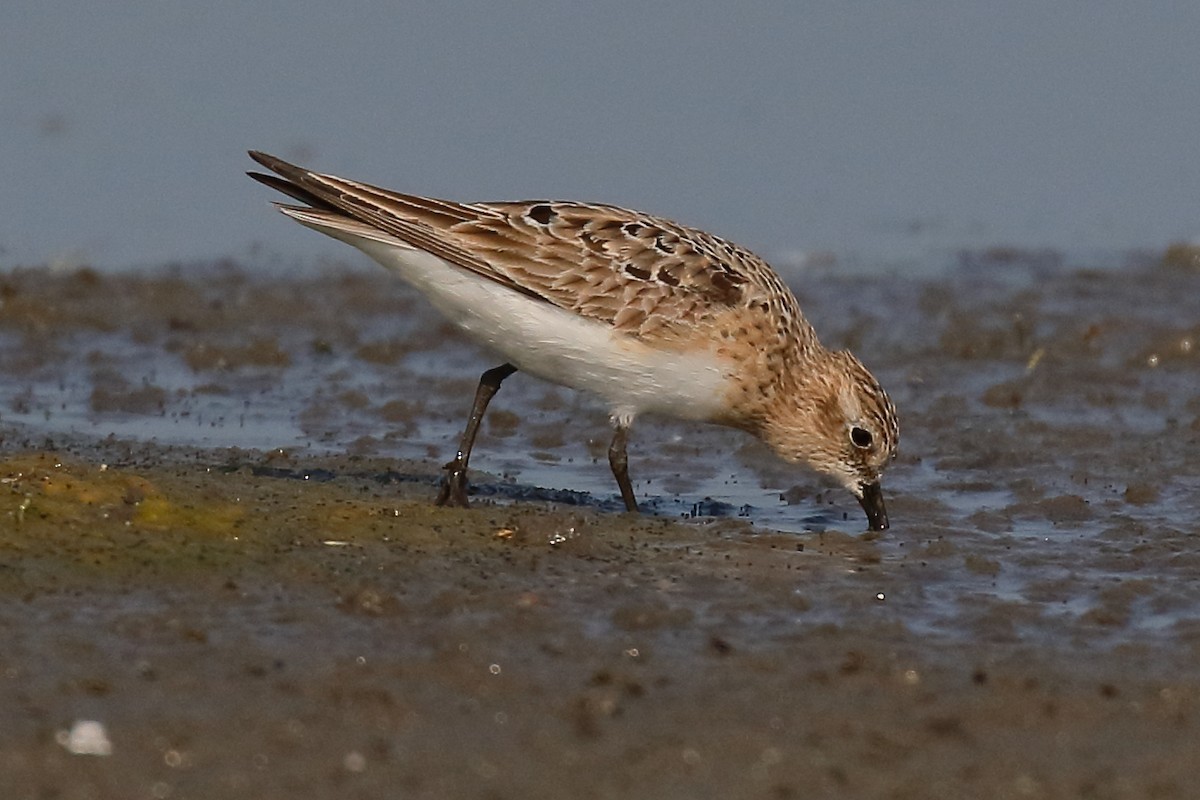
[248, 151, 898, 529]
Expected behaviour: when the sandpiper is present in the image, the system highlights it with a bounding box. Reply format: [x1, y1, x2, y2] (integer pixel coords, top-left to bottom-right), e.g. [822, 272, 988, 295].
[248, 151, 898, 530]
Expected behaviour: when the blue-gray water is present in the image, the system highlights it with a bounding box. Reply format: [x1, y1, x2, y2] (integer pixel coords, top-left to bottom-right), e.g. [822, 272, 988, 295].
[3, 1, 1198, 273]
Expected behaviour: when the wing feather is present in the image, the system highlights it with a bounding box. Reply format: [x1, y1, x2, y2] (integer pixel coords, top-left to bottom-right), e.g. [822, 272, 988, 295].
[248, 151, 808, 343]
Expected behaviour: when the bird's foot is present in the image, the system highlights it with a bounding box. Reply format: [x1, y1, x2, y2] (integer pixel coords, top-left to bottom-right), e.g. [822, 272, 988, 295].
[436, 463, 470, 507]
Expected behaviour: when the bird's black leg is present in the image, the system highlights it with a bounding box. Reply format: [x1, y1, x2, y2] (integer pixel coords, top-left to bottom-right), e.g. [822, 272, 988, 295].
[436, 363, 517, 507]
[607, 420, 639, 512]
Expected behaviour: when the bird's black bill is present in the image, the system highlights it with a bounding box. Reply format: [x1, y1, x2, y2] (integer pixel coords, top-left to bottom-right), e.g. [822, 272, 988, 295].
[858, 481, 889, 531]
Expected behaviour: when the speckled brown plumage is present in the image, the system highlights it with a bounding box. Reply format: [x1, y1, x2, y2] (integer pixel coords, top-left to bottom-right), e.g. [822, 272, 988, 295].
[248, 150, 899, 529]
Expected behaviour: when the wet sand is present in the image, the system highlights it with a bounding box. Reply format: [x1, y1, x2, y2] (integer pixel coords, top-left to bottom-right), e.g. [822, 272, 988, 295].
[2, 253, 1199, 798]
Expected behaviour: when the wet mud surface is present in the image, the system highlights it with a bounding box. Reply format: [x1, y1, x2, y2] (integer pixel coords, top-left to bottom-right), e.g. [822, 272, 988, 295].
[2, 254, 1199, 798]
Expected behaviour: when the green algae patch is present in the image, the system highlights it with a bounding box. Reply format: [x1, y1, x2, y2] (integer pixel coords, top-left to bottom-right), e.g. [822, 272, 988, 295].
[0, 451, 704, 594]
[131, 492, 244, 535]
[3, 453, 241, 537]
[0, 452, 425, 588]
[0, 453, 255, 587]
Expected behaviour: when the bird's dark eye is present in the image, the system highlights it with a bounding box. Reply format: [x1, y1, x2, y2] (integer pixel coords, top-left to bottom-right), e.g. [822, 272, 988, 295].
[850, 426, 873, 449]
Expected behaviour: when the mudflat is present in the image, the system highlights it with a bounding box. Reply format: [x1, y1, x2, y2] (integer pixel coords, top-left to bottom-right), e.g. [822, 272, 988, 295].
[1, 253, 1198, 799]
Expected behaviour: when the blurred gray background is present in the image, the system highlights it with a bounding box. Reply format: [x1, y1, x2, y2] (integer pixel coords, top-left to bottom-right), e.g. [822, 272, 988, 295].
[3, 1, 1198, 273]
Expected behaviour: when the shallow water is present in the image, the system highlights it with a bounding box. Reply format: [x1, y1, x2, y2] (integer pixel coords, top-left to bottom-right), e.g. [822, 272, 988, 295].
[2, 257, 1198, 644]
[3, 256, 1200, 797]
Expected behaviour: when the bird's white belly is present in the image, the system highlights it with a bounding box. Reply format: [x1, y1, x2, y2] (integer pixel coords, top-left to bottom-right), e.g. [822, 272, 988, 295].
[347, 237, 730, 423]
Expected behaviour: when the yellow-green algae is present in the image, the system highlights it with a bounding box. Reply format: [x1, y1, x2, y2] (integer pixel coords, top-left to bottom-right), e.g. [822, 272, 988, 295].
[0, 451, 765, 592]
[0, 452, 465, 586]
